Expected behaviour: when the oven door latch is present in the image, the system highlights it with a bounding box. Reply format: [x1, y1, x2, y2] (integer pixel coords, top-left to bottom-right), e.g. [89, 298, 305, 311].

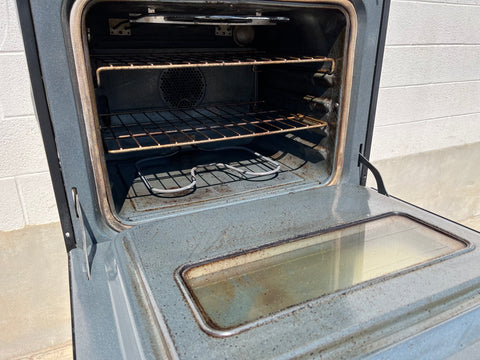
[72, 188, 91, 280]
[358, 153, 388, 197]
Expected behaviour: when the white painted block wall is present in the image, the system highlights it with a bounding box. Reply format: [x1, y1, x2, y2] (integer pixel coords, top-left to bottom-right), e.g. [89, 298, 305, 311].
[0, 0, 58, 231]
[0, 0, 479, 231]
[368, 0, 480, 226]
[371, 0, 480, 161]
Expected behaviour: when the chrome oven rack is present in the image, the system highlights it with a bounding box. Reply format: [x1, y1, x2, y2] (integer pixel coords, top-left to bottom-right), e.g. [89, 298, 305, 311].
[92, 51, 335, 84]
[100, 102, 328, 154]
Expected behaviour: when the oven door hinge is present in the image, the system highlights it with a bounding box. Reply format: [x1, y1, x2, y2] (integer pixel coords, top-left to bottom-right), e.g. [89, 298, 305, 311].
[72, 188, 91, 280]
[358, 153, 388, 197]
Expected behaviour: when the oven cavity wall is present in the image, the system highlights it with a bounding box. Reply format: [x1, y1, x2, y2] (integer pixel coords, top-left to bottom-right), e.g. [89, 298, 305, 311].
[70, 0, 357, 227]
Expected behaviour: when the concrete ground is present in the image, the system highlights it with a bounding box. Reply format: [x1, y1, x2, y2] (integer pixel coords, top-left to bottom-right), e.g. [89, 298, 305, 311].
[0, 223, 72, 360]
[463, 216, 480, 232]
[0, 206, 478, 360]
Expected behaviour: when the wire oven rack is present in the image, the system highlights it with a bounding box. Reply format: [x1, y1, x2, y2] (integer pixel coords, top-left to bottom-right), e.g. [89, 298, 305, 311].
[100, 102, 328, 153]
[92, 51, 335, 84]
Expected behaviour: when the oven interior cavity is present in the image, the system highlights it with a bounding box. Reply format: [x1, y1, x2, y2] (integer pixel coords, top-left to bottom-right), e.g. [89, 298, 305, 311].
[84, 2, 349, 221]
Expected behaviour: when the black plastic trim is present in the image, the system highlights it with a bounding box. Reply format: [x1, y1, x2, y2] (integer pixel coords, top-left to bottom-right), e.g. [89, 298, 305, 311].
[360, 0, 391, 185]
[16, 0, 76, 251]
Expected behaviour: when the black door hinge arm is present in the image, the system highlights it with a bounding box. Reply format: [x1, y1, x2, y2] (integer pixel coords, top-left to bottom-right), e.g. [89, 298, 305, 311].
[358, 153, 388, 196]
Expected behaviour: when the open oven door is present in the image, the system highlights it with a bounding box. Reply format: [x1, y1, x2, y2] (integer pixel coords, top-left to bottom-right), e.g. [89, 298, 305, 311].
[67, 182, 480, 360]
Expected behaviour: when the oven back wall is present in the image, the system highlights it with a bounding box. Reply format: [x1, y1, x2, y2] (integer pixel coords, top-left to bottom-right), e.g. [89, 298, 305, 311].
[98, 67, 255, 112]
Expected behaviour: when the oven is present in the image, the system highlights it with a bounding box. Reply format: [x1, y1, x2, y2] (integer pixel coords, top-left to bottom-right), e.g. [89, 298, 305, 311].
[17, 0, 480, 358]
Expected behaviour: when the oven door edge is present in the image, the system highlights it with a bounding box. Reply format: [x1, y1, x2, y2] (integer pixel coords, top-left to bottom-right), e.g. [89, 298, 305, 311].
[16, 0, 76, 251]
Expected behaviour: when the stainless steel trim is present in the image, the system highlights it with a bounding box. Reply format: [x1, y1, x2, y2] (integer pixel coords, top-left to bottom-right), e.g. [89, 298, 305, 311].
[69, 0, 357, 230]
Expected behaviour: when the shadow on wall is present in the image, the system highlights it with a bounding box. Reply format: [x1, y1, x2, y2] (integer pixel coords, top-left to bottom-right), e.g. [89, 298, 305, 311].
[368, 142, 480, 230]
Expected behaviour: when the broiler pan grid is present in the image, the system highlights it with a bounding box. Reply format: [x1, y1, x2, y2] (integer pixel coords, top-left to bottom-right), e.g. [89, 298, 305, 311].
[100, 101, 328, 153]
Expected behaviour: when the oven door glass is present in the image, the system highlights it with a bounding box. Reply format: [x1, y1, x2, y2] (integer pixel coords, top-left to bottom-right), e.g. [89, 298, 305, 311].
[180, 214, 468, 331]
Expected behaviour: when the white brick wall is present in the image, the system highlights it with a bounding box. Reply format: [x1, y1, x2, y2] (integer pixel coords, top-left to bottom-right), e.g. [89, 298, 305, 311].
[369, 0, 480, 224]
[0, 0, 58, 231]
[371, 0, 480, 161]
[0, 0, 479, 231]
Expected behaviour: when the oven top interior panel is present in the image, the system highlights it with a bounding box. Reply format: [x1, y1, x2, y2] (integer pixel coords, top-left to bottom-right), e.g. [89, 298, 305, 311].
[105, 185, 480, 359]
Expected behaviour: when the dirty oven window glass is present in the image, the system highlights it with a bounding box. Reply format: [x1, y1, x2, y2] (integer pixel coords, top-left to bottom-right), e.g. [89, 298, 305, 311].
[181, 215, 467, 331]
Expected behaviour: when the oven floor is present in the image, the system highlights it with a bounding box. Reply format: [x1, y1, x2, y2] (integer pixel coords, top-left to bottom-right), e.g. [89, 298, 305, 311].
[108, 133, 331, 221]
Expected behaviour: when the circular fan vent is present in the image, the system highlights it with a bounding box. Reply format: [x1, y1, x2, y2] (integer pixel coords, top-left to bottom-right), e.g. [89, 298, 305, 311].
[159, 68, 206, 109]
